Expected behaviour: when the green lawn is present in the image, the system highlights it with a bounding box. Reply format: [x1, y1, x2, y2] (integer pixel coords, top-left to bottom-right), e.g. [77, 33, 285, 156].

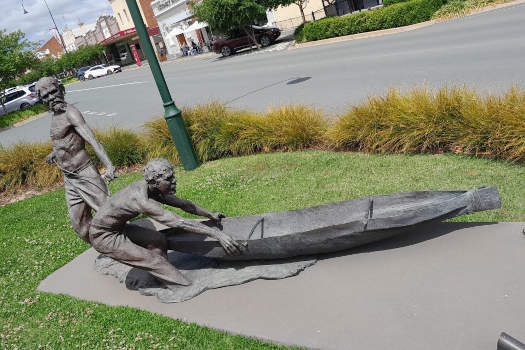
[0, 103, 48, 129]
[62, 76, 80, 85]
[1, 151, 523, 349]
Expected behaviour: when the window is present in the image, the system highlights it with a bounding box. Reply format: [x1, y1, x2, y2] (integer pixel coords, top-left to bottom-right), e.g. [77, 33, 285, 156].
[118, 12, 123, 24]
[123, 9, 130, 22]
[5, 91, 25, 103]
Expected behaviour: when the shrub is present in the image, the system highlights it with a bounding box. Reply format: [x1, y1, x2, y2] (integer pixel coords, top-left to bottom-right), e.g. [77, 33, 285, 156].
[302, 0, 445, 41]
[143, 118, 181, 165]
[294, 22, 308, 42]
[1, 88, 523, 198]
[146, 103, 327, 160]
[90, 128, 146, 167]
[432, 0, 499, 19]
[326, 86, 525, 161]
[0, 143, 61, 193]
[184, 102, 237, 161]
[383, 0, 412, 6]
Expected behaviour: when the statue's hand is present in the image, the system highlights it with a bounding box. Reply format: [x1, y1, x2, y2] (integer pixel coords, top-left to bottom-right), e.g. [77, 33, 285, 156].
[210, 212, 226, 223]
[103, 166, 118, 183]
[217, 232, 242, 255]
[45, 152, 56, 164]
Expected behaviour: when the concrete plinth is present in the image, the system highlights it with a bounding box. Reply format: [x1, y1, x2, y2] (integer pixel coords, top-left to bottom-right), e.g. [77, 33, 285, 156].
[38, 222, 525, 350]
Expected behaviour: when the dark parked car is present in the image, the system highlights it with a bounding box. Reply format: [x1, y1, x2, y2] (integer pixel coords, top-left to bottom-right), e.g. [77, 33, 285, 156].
[212, 26, 281, 57]
[76, 66, 92, 80]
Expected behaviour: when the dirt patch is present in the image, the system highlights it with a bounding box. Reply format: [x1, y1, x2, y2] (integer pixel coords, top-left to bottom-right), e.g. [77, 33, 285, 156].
[0, 184, 63, 207]
[0, 165, 143, 207]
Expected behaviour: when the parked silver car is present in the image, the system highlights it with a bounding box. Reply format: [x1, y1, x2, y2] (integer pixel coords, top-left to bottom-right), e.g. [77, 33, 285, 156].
[0, 85, 40, 116]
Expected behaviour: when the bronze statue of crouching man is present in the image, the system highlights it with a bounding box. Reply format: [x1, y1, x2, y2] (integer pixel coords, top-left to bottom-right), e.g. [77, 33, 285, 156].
[89, 158, 242, 288]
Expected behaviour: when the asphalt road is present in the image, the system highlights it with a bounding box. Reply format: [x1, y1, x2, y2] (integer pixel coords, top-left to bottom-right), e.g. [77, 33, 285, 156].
[2, 3, 525, 147]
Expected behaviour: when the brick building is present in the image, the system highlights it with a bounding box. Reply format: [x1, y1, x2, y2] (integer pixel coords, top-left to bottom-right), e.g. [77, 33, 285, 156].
[36, 36, 64, 59]
[107, 0, 165, 63]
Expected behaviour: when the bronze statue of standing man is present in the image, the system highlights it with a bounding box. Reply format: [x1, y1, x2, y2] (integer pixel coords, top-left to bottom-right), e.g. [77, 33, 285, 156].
[36, 77, 117, 244]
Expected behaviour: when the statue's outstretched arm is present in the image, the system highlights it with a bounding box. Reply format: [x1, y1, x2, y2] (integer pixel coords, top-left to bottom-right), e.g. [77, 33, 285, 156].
[158, 194, 225, 223]
[142, 198, 240, 255]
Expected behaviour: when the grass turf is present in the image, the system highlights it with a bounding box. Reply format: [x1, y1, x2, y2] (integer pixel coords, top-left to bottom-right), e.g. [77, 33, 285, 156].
[1, 151, 523, 349]
[0, 104, 48, 130]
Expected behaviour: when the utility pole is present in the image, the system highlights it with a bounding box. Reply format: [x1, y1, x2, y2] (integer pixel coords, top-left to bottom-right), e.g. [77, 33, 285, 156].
[125, 0, 199, 170]
[42, 0, 69, 54]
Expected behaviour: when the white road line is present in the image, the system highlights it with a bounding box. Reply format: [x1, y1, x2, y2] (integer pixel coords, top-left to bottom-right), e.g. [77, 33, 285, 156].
[68, 81, 146, 92]
[83, 111, 118, 117]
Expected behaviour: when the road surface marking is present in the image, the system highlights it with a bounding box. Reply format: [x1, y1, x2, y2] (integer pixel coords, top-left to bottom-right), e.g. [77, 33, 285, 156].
[83, 111, 118, 117]
[68, 81, 146, 92]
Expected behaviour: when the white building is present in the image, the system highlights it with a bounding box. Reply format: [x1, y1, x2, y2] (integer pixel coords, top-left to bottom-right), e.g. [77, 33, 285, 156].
[151, 0, 212, 56]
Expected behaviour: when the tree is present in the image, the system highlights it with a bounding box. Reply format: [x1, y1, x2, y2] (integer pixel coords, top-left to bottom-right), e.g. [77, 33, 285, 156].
[193, 0, 295, 49]
[0, 29, 38, 114]
[294, 0, 310, 23]
[14, 44, 106, 86]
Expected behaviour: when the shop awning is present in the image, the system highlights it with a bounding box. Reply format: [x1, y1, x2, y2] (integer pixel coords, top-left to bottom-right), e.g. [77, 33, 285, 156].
[169, 27, 184, 37]
[184, 21, 208, 33]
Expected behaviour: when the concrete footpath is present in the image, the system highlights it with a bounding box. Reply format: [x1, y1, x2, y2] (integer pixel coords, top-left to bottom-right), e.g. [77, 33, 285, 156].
[38, 222, 525, 350]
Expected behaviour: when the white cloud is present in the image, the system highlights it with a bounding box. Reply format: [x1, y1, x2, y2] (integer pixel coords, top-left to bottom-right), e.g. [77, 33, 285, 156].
[2, 0, 114, 45]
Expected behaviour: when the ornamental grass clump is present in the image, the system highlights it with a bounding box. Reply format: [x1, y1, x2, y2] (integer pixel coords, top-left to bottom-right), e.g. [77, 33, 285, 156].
[433, 0, 507, 19]
[145, 103, 327, 161]
[327, 87, 461, 153]
[456, 87, 525, 161]
[201, 104, 326, 156]
[143, 118, 181, 164]
[184, 102, 236, 161]
[264, 105, 327, 150]
[0, 143, 61, 193]
[327, 86, 525, 160]
[90, 128, 147, 167]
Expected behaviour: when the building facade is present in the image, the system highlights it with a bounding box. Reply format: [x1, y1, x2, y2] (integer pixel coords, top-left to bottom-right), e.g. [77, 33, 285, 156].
[152, 0, 212, 56]
[107, 0, 166, 62]
[72, 22, 96, 49]
[37, 36, 64, 59]
[268, 0, 381, 29]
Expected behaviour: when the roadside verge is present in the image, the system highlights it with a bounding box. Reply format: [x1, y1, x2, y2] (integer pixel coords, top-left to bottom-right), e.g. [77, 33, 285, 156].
[290, 0, 525, 50]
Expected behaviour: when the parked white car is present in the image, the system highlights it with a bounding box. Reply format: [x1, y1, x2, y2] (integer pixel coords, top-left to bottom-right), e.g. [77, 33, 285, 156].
[84, 64, 122, 80]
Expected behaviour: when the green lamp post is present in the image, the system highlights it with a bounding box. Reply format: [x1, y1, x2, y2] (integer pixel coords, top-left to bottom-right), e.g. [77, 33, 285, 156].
[125, 0, 199, 170]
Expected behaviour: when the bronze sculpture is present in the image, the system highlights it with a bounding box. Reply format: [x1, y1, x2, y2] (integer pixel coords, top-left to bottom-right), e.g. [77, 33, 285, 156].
[36, 77, 117, 243]
[36, 75, 503, 297]
[89, 158, 242, 288]
[166, 187, 501, 261]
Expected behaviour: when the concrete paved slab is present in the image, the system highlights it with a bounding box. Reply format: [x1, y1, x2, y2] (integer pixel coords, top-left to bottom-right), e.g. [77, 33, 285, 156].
[38, 222, 525, 350]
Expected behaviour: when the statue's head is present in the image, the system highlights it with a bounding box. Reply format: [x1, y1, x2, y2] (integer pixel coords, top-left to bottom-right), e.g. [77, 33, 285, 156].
[35, 77, 65, 110]
[144, 158, 176, 195]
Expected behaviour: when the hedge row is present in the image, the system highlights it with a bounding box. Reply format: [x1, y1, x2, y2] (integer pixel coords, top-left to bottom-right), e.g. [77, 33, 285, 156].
[0, 86, 523, 195]
[382, 0, 413, 6]
[298, 0, 444, 42]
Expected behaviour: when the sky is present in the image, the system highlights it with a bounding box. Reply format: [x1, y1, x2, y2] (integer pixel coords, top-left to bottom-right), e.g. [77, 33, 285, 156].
[2, 0, 114, 46]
